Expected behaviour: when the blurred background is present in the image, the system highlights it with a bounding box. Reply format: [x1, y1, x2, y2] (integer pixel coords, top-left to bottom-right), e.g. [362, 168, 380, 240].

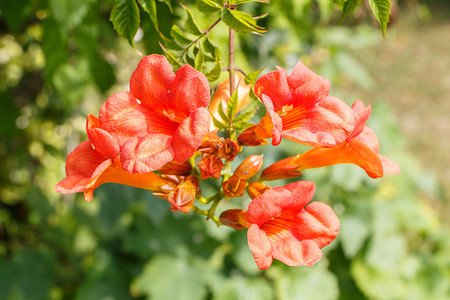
[0, 0, 449, 299]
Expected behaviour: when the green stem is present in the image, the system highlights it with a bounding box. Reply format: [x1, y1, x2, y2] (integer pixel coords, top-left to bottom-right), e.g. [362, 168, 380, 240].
[182, 17, 222, 54]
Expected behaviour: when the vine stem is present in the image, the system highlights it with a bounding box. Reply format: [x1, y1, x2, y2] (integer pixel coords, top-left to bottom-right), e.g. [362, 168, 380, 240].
[229, 27, 235, 95]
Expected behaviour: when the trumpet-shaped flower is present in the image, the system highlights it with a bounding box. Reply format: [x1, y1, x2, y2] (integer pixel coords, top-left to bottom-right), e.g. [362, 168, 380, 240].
[247, 181, 340, 270]
[242, 61, 354, 147]
[56, 115, 169, 201]
[99, 55, 211, 173]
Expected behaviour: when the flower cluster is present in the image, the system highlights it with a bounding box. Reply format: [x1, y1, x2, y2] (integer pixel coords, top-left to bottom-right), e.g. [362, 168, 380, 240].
[57, 55, 399, 270]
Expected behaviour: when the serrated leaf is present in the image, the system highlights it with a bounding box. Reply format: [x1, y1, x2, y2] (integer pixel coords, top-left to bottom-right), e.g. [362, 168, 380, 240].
[194, 44, 204, 71]
[212, 115, 228, 129]
[170, 25, 192, 45]
[227, 89, 239, 119]
[234, 122, 255, 131]
[181, 3, 203, 36]
[196, 0, 222, 13]
[217, 97, 230, 122]
[203, 38, 222, 61]
[368, 0, 391, 36]
[221, 8, 267, 34]
[234, 110, 257, 123]
[205, 55, 222, 82]
[110, 0, 140, 46]
[158, 0, 173, 12]
[137, 0, 158, 30]
[339, 0, 360, 24]
[244, 67, 265, 84]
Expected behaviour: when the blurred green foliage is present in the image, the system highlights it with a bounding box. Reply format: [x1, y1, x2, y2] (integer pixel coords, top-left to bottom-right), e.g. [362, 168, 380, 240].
[0, 0, 449, 299]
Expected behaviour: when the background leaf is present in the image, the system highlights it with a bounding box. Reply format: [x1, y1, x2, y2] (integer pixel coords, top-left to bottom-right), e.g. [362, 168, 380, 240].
[368, 0, 391, 36]
[110, 0, 140, 46]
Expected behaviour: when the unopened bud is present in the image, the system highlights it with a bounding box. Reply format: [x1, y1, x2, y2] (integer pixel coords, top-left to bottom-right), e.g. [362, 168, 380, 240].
[222, 175, 247, 198]
[198, 154, 224, 179]
[234, 155, 264, 180]
[159, 175, 199, 213]
[159, 160, 192, 176]
[218, 138, 240, 161]
[237, 125, 268, 146]
[219, 209, 250, 230]
[247, 181, 271, 199]
[261, 154, 303, 181]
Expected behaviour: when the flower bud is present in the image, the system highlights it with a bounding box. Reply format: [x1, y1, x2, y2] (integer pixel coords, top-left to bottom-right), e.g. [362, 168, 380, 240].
[261, 154, 303, 181]
[218, 138, 240, 161]
[237, 125, 268, 146]
[219, 209, 250, 230]
[222, 175, 247, 198]
[155, 175, 199, 213]
[159, 160, 192, 176]
[198, 154, 224, 179]
[234, 155, 264, 180]
[247, 181, 271, 199]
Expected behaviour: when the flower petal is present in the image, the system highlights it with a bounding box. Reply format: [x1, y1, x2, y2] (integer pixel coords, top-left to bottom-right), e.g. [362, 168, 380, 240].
[270, 232, 323, 267]
[172, 107, 211, 163]
[347, 101, 371, 141]
[283, 181, 315, 210]
[293, 202, 340, 248]
[248, 224, 274, 270]
[55, 141, 105, 194]
[254, 67, 291, 111]
[121, 134, 174, 173]
[261, 94, 283, 145]
[379, 154, 400, 175]
[86, 114, 119, 160]
[169, 65, 210, 117]
[283, 96, 354, 146]
[247, 186, 293, 226]
[288, 60, 330, 108]
[130, 54, 174, 109]
[99, 91, 178, 147]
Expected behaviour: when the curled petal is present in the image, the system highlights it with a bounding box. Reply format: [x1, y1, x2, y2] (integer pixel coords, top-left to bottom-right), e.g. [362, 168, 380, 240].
[254, 67, 291, 111]
[121, 134, 175, 173]
[347, 100, 371, 141]
[261, 94, 283, 145]
[86, 114, 120, 160]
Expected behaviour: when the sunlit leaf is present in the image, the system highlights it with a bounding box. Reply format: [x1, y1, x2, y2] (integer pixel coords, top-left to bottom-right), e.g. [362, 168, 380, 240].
[244, 67, 265, 84]
[205, 54, 222, 82]
[181, 3, 203, 36]
[221, 8, 267, 34]
[170, 25, 192, 46]
[160, 42, 183, 70]
[368, 0, 391, 36]
[137, 0, 158, 30]
[158, 0, 173, 13]
[227, 88, 239, 119]
[110, 0, 140, 46]
[339, 0, 360, 24]
[194, 44, 204, 71]
[196, 0, 223, 13]
[234, 110, 257, 123]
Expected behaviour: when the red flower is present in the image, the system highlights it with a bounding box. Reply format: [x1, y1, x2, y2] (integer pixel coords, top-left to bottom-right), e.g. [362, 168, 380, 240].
[241, 61, 354, 146]
[99, 55, 211, 173]
[56, 115, 169, 201]
[264, 100, 399, 179]
[247, 181, 340, 270]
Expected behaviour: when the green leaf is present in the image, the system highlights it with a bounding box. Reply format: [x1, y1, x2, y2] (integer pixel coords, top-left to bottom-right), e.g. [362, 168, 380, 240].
[181, 3, 203, 36]
[194, 44, 204, 71]
[196, 0, 222, 13]
[211, 115, 228, 129]
[217, 97, 230, 122]
[110, 0, 140, 46]
[339, 0, 360, 24]
[229, 0, 269, 4]
[213, 276, 273, 300]
[90, 56, 116, 93]
[234, 121, 255, 131]
[205, 55, 222, 82]
[160, 43, 183, 70]
[244, 67, 265, 84]
[221, 8, 267, 34]
[0, 0, 33, 31]
[203, 37, 222, 61]
[227, 89, 239, 119]
[137, 0, 158, 30]
[333, 0, 345, 9]
[50, 0, 93, 32]
[135, 255, 209, 300]
[158, 0, 173, 13]
[170, 25, 192, 46]
[368, 0, 391, 36]
[234, 110, 257, 123]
